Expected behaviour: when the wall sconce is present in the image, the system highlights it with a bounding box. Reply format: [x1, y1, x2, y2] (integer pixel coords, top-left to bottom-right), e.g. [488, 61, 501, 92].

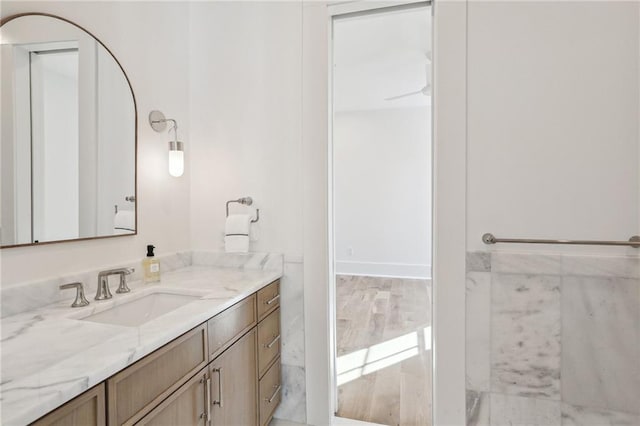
[149, 110, 184, 177]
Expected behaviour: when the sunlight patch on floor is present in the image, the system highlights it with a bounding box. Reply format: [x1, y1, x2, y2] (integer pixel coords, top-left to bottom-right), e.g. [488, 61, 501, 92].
[336, 327, 431, 386]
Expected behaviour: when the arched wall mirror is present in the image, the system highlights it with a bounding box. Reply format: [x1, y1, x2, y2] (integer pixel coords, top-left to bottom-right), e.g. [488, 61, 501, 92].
[0, 13, 137, 248]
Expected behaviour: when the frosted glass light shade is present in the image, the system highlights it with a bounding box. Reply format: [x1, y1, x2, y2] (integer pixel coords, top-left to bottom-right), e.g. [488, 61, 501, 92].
[168, 141, 184, 177]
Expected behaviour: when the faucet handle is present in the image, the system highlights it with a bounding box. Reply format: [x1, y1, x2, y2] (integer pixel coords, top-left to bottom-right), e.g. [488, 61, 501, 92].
[60, 282, 90, 308]
[116, 268, 135, 294]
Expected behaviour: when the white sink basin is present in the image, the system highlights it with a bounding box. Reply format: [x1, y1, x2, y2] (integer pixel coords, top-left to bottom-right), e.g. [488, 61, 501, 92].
[81, 292, 200, 327]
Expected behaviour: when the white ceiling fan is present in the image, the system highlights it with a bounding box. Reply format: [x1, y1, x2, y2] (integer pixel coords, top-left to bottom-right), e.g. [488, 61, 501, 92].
[384, 84, 430, 101]
[384, 52, 431, 101]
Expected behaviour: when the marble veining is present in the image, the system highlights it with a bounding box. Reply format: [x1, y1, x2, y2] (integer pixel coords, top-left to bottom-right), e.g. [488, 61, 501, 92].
[274, 364, 307, 424]
[1, 277, 69, 319]
[1, 251, 187, 318]
[0, 251, 282, 319]
[561, 403, 640, 426]
[467, 252, 492, 273]
[561, 255, 640, 278]
[491, 252, 562, 275]
[561, 276, 640, 414]
[192, 251, 283, 271]
[156, 251, 193, 273]
[466, 251, 640, 426]
[467, 390, 490, 426]
[1, 256, 283, 426]
[279, 262, 305, 367]
[491, 273, 561, 400]
[490, 393, 561, 426]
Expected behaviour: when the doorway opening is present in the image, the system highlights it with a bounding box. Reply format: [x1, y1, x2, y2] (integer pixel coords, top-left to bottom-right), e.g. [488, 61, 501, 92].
[330, 3, 432, 425]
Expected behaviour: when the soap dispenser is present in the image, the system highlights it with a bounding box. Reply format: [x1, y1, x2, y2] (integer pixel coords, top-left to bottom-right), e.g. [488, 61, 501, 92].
[142, 245, 161, 283]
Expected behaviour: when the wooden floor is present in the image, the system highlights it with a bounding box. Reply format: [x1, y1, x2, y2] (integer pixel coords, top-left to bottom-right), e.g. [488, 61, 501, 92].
[335, 275, 432, 426]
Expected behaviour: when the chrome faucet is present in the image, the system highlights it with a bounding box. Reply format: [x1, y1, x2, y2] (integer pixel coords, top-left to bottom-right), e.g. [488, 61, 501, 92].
[60, 282, 90, 307]
[95, 268, 135, 300]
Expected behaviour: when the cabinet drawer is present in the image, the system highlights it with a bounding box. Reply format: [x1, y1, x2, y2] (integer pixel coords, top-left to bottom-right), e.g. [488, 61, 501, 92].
[259, 358, 281, 426]
[207, 294, 256, 360]
[107, 325, 208, 426]
[257, 280, 280, 321]
[257, 308, 280, 378]
[32, 383, 105, 426]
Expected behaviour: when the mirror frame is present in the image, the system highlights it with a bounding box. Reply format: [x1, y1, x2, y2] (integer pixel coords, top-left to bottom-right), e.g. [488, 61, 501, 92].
[0, 12, 138, 249]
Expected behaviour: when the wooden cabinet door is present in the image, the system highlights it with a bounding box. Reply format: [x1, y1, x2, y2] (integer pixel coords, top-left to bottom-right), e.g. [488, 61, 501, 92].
[136, 369, 208, 426]
[32, 383, 106, 426]
[209, 329, 258, 426]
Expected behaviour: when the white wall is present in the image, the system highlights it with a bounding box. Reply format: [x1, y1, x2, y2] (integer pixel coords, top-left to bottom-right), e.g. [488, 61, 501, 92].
[467, 1, 640, 255]
[188, 1, 303, 258]
[188, 2, 307, 422]
[334, 107, 431, 278]
[301, 3, 332, 423]
[1, 1, 191, 286]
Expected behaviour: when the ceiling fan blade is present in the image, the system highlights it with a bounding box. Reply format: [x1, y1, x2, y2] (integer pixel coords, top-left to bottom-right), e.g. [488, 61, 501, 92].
[384, 89, 423, 101]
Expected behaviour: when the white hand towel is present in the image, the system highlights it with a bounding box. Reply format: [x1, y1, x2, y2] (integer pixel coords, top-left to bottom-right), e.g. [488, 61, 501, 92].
[224, 235, 250, 253]
[114, 210, 135, 234]
[225, 214, 251, 235]
[224, 214, 251, 253]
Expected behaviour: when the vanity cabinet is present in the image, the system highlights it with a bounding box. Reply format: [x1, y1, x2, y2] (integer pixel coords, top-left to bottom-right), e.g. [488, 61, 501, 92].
[30, 280, 281, 426]
[32, 384, 106, 426]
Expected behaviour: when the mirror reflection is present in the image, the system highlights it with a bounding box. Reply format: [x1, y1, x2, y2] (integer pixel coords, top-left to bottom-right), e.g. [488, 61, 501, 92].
[1, 14, 136, 247]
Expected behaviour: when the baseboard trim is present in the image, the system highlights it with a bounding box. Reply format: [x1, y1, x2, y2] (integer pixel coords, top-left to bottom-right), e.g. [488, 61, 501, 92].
[335, 261, 431, 279]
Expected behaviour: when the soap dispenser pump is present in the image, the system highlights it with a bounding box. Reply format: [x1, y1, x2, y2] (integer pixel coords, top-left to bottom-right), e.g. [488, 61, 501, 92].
[142, 245, 161, 283]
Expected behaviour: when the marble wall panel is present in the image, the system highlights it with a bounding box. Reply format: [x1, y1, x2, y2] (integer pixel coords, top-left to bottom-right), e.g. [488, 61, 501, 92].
[561, 403, 640, 426]
[274, 364, 307, 424]
[466, 272, 491, 392]
[561, 276, 640, 414]
[490, 393, 561, 426]
[491, 273, 561, 399]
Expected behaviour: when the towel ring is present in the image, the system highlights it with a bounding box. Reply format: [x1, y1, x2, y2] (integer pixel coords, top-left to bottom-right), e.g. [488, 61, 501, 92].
[226, 197, 259, 223]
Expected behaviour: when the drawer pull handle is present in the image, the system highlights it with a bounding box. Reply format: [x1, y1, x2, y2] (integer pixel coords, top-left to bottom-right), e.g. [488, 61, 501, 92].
[266, 384, 282, 403]
[212, 367, 224, 408]
[265, 294, 280, 305]
[265, 334, 281, 349]
[206, 376, 212, 421]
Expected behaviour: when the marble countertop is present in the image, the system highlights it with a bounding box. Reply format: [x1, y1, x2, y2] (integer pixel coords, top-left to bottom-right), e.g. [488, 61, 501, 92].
[0, 265, 282, 426]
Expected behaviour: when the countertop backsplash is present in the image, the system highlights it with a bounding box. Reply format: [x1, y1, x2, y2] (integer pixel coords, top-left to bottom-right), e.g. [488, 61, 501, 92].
[0, 251, 283, 318]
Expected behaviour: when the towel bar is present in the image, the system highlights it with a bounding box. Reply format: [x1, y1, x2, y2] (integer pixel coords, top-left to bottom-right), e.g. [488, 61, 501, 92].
[482, 233, 640, 248]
